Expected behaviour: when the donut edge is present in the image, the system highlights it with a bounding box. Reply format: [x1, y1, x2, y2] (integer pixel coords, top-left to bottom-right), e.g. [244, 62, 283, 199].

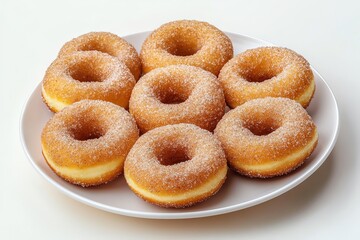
[228, 129, 318, 178]
[42, 147, 125, 187]
[124, 165, 228, 208]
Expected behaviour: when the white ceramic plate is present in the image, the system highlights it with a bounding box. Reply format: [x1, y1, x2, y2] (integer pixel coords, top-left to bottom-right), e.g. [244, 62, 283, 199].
[20, 32, 339, 219]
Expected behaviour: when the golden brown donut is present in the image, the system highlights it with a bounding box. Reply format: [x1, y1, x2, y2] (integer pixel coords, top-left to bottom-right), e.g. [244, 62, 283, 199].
[41, 100, 139, 187]
[42, 51, 135, 112]
[129, 65, 226, 133]
[218, 47, 315, 108]
[59, 32, 141, 80]
[140, 20, 233, 76]
[214, 97, 318, 178]
[124, 124, 228, 208]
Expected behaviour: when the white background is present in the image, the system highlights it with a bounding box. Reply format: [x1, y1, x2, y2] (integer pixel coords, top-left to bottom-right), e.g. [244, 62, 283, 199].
[1, 0, 359, 239]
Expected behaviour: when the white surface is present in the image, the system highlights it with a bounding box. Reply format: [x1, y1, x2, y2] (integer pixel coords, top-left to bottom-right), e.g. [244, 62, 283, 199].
[1, 0, 359, 238]
[20, 32, 339, 219]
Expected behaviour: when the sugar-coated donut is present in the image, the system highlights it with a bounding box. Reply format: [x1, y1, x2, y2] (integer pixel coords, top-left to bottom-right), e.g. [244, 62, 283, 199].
[42, 51, 135, 112]
[140, 20, 233, 76]
[124, 124, 227, 208]
[214, 97, 318, 178]
[129, 65, 225, 133]
[59, 32, 141, 80]
[218, 47, 315, 108]
[41, 100, 139, 187]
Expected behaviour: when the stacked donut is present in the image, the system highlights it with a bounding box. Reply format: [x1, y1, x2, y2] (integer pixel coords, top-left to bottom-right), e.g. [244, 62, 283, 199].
[41, 20, 318, 208]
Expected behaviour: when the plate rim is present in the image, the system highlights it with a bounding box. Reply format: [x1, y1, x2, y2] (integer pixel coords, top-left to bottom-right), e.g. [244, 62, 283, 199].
[19, 31, 340, 219]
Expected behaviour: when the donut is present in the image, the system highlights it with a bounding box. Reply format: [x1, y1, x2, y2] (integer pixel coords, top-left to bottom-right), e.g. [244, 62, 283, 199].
[41, 100, 139, 187]
[59, 32, 141, 80]
[42, 51, 135, 112]
[129, 65, 225, 133]
[124, 124, 227, 208]
[218, 47, 315, 108]
[214, 97, 318, 178]
[140, 20, 233, 76]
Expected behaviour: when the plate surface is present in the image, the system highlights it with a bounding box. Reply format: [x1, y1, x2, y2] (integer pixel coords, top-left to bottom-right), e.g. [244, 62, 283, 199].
[20, 32, 339, 219]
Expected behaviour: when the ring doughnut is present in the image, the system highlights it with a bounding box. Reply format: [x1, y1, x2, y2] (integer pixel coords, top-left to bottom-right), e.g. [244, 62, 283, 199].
[129, 65, 225, 133]
[214, 97, 318, 178]
[140, 20, 233, 76]
[41, 100, 139, 187]
[218, 47, 315, 108]
[124, 124, 228, 208]
[59, 32, 142, 80]
[42, 51, 135, 112]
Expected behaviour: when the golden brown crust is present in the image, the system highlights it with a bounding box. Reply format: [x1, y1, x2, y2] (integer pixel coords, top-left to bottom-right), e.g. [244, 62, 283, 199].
[218, 47, 315, 108]
[43, 151, 124, 187]
[227, 135, 318, 178]
[140, 20, 233, 76]
[59, 32, 141, 80]
[301, 83, 316, 109]
[41, 91, 58, 113]
[41, 100, 139, 186]
[129, 65, 225, 133]
[42, 51, 135, 112]
[124, 124, 227, 208]
[214, 97, 318, 178]
[127, 173, 226, 208]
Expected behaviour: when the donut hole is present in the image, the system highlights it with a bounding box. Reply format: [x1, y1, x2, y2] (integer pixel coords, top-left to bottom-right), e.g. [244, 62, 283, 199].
[79, 41, 116, 57]
[155, 145, 191, 166]
[69, 57, 111, 82]
[242, 116, 281, 136]
[154, 84, 191, 104]
[163, 30, 202, 56]
[241, 67, 282, 83]
[158, 89, 189, 104]
[166, 40, 201, 56]
[69, 119, 107, 141]
[239, 55, 284, 82]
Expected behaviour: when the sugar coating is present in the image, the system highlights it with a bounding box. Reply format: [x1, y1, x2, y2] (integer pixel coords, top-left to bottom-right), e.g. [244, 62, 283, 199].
[125, 124, 227, 193]
[214, 97, 318, 177]
[41, 24, 319, 190]
[42, 51, 135, 110]
[41, 100, 139, 167]
[218, 46, 314, 108]
[58, 31, 142, 80]
[140, 20, 233, 75]
[129, 65, 226, 133]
